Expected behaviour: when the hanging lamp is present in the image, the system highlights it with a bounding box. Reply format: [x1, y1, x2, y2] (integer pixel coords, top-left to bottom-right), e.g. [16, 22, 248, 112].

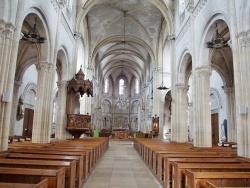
[21, 18, 46, 44]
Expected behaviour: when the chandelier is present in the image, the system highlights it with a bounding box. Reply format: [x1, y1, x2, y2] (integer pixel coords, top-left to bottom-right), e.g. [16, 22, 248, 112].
[157, 64, 168, 90]
[21, 18, 46, 44]
[206, 23, 228, 49]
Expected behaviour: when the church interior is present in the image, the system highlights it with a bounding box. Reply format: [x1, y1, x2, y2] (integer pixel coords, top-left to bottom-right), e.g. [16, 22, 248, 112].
[0, 0, 250, 187]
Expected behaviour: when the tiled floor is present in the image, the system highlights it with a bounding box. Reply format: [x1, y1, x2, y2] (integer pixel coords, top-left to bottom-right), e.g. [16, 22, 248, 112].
[83, 141, 163, 188]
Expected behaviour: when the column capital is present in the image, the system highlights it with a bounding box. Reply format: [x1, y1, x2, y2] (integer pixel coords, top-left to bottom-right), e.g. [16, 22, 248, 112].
[237, 32, 250, 47]
[57, 80, 68, 88]
[36, 62, 54, 72]
[0, 19, 6, 37]
[175, 83, 189, 92]
[153, 67, 162, 72]
[4, 23, 16, 39]
[195, 66, 212, 77]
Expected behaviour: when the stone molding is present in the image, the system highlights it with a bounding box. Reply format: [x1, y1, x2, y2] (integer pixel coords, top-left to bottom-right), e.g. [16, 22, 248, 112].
[175, 18, 191, 45]
[50, 0, 60, 13]
[192, 0, 208, 19]
[61, 14, 74, 44]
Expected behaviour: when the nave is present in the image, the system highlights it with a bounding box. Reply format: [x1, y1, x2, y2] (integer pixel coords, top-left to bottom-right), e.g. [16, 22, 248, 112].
[83, 140, 162, 188]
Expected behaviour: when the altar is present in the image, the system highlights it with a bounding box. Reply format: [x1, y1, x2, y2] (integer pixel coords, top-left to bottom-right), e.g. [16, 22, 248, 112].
[112, 122, 130, 139]
[113, 131, 129, 139]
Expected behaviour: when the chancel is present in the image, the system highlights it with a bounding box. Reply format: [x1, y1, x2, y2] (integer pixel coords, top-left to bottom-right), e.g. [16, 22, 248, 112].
[0, 0, 250, 188]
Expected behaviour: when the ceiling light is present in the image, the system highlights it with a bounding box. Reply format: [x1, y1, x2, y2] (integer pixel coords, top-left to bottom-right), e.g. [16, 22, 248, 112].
[206, 23, 228, 49]
[21, 18, 46, 44]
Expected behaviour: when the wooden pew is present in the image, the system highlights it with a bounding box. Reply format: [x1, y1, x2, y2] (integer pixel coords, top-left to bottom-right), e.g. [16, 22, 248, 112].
[0, 167, 65, 188]
[0, 159, 76, 188]
[37, 146, 91, 175]
[6, 153, 83, 188]
[158, 152, 233, 182]
[0, 178, 48, 188]
[10, 148, 88, 182]
[163, 157, 241, 188]
[185, 170, 250, 188]
[206, 181, 250, 188]
[172, 162, 250, 188]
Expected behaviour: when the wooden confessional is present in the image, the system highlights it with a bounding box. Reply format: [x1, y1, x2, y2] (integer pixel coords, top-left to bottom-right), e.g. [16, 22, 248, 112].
[66, 68, 93, 139]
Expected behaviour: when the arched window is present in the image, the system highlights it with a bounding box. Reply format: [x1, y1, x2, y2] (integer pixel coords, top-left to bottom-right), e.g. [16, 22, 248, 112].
[135, 79, 139, 94]
[104, 79, 109, 93]
[119, 79, 125, 95]
[179, 0, 185, 15]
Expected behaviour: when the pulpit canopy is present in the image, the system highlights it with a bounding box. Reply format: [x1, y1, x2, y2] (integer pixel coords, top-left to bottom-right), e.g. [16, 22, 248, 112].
[67, 68, 93, 97]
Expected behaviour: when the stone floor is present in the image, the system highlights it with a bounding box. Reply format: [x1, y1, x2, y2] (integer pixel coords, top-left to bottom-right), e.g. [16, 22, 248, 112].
[82, 140, 163, 188]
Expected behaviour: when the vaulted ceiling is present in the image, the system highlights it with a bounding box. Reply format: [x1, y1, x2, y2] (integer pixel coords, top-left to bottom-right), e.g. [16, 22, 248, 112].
[77, 0, 174, 85]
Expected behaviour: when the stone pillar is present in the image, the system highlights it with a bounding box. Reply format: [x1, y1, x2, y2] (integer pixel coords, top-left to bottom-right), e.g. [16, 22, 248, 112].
[229, 0, 246, 157]
[32, 62, 55, 143]
[188, 102, 194, 141]
[237, 36, 250, 157]
[0, 23, 17, 151]
[174, 84, 189, 142]
[56, 81, 71, 139]
[9, 80, 23, 136]
[193, 66, 212, 147]
[152, 67, 163, 137]
[224, 87, 236, 142]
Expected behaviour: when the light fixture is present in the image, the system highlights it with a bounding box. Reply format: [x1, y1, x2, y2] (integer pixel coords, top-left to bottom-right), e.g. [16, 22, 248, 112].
[157, 64, 168, 90]
[21, 18, 46, 44]
[206, 23, 228, 49]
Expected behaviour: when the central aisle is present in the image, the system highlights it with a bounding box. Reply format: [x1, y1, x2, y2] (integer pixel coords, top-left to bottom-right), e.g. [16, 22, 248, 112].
[83, 140, 163, 188]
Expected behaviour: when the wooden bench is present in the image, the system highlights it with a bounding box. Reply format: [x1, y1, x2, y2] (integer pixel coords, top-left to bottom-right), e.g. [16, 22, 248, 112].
[34, 146, 91, 175]
[0, 167, 65, 188]
[163, 157, 242, 188]
[172, 162, 250, 188]
[185, 170, 250, 188]
[206, 181, 250, 188]
[0, 178, 48, 188]
[157, 152, 234, 182]
[0, 159, 76, 188]
[10, 148, 88, 182]
[6, 153, 83, 188]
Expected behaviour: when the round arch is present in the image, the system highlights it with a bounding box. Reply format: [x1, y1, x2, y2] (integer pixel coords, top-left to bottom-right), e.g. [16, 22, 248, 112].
[198, 12, 230, 67]
[21, 6, 51, 63]
[177, 50, 192, 85]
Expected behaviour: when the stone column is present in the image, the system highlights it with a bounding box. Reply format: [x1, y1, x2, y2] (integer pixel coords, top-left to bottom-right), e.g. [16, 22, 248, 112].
[229, 0, 246, 157]
[0, 23, 17, 151]
[224, 87, 236, 142]
[188, 102, 194, 141]
[174, 84, 189, 142]
[237, 36, 250, 157]
[193, 66, 212, 147]
[9, 80, 23, 136]
[152, 67, 163, 137]
[56, 81, 71, 139]
[32, 62, 54, 143]
[152, 68, 161, 115]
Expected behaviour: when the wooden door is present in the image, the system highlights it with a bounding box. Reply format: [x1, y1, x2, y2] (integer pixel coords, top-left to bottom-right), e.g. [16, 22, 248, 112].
[22, 108, 34, 137]
[211, 113, 219, 146]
